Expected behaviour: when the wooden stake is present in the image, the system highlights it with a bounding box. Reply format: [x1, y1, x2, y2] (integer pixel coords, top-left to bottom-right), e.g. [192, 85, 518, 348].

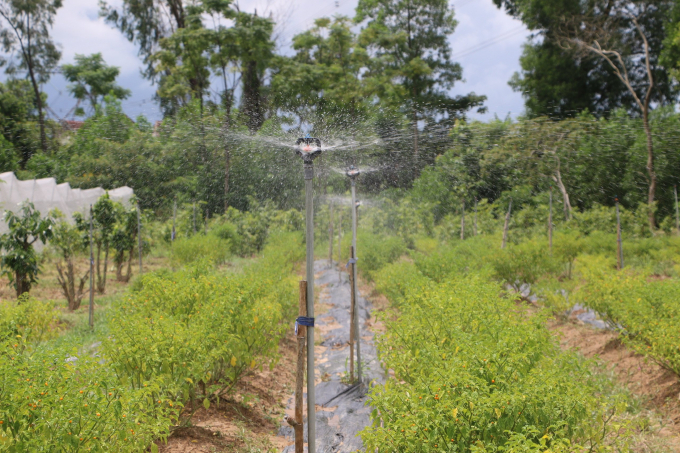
[473, 199, 478, 236]
[337, 211, 342, 282]
[615, 198, 624, 270]
[349, 246, 356, 382]
[329, 203, 334, 268]
[287, 281, 307, 453]
[501, 199, 512, 249]
[460, 200, 465, 240]
[675, 185, 679, 232]
[548, 187, 553, 253]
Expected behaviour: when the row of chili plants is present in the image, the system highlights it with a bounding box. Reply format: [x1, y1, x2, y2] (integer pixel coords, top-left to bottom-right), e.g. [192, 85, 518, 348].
[0, 231, 302, 451]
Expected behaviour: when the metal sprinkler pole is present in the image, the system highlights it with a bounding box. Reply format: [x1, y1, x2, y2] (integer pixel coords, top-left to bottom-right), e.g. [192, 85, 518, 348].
[329, 202, 334, 268]
[137, 202, 142, 274]
[89, 205, 94, 329]
[347, 166, 362, 383]
[296, 137, 321, 453]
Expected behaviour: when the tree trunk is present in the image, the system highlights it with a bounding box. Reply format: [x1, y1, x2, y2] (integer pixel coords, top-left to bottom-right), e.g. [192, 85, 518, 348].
[241, 59, 263, 134]
[551, 156, 572, 221]
[643, 109, 656, 231]
[26, 51, 47, 154]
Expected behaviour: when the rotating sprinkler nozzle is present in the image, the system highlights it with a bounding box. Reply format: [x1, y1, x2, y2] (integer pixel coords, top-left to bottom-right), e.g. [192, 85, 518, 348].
[296, 137, 322, 164]
[346, 165, 361, 179]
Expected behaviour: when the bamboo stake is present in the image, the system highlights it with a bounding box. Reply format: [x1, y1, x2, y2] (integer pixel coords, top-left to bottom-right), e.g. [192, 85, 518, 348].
[137, 202, 142, 274]
[675, 185, 679, 232]
[329, 203, 334, 268]
[501, 199, 512, 249]
[337, 210, 342, 282]
[89, 205, 94, 329]
[286, 281, 307, 453]
[473, 199, 478, 236]
[616, 198, 623, 269]
[460, 200, 465, 240]
[349, 246, 356, 382]
[548, 187, 553, 254]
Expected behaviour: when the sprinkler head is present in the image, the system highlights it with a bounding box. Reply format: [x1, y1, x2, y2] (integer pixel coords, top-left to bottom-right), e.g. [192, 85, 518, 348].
[345, 165, 361, 179]
[296, 137, 322, 164]
[355, 201, 362, 209]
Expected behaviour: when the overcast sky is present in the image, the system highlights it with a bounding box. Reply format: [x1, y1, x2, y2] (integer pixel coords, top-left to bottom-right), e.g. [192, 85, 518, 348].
[20, 0, 531, 122]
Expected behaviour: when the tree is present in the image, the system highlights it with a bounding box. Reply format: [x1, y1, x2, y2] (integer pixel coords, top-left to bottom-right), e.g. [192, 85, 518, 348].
[92, 193, 117, 294]
[111, 204, 137, 283]
[0, 0, 62, 153]
[100, 0, 188, 81]
[61, 53, 131, 115]
[0, 202, 54, 297]
[51, 210, 89, 310]
[553, 2, 670, 230]
[355, 0, 486, 164]
[494, 0, 676, 119]
[0, 79, 37, 169]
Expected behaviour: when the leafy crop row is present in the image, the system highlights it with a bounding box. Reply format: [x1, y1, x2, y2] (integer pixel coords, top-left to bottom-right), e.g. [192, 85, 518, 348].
[361, 257, 633, 452]
[0, 232, 302, 451]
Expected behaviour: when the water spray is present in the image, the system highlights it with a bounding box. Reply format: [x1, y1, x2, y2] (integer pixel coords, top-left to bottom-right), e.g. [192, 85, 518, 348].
[345, 165, 362, 384]
[296, 136, 321, 452]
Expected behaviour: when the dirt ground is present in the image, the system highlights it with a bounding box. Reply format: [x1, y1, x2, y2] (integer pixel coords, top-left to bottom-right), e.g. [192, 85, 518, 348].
[550, 316, 680, 450]
[157, 336, 298, 453]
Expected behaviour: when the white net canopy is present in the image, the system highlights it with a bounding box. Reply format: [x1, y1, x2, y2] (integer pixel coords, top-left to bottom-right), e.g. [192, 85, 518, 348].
[0, 172, 134, 233]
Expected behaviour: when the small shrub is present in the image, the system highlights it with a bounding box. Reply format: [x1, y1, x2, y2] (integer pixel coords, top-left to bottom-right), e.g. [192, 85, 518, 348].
[170, 234, 231, 266]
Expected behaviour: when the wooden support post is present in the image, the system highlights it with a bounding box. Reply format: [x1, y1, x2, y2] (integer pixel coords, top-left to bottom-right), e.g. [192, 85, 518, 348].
[287, 281, 307, 453]
[616, 198, 624, 270]
[329, 203, 334, 268]
[460, 200, 465, 240]
[337, 211, 342, 282]
[348, 246, 356, 382]
[548, 187, 553, 254]
[501, 199, 512, 249]
[473, 199, 478, 236]
[675, 185, 679, 232]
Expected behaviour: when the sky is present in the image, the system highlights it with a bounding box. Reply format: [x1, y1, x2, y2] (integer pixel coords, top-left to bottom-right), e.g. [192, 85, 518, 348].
[12, 0, 531, 123]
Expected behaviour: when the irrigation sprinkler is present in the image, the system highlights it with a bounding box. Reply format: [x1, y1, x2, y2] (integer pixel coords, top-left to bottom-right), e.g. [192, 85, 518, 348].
[137, 202, 142, 275]
[295, 136, 322, 452]
[89, 205, 94, 329]
[345, 165, 362, 384]
[615, 197, 624, 269]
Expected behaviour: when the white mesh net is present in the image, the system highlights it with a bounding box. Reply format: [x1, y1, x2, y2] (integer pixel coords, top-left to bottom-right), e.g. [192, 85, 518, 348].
[0, 172, 134, 234]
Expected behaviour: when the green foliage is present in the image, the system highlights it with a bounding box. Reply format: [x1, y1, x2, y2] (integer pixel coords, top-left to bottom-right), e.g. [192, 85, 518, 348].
[0, 202, 54, 296]
[62, 53, 131, 114]
[0, 232, 303, 450]
[50, 210, 90, 310]
[170, 234, 231, 266]
[0, 295, 58, 344]
[356, 231, 408, 280]
[492, 240, 557, 290]
[362, 259, 632, 451]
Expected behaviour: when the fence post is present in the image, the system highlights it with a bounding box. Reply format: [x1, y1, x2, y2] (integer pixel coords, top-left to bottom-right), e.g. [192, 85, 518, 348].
[616, 197, 624, 269]
[548, 187, 553, 254]
[501, 199, 512, 249]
